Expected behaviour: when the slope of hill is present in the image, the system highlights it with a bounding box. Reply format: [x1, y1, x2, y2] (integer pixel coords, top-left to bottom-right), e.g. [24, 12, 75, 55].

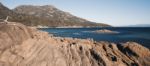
[0, 3, 41, 26]
[0, 3, 110, 27]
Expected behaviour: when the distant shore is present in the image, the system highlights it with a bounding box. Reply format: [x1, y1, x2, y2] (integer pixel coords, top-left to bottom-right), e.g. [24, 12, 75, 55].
[35, 25, 111, 29]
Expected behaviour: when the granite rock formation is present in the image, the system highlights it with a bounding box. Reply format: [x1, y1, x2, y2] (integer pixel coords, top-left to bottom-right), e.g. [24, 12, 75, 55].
[0, 22, 150, 66]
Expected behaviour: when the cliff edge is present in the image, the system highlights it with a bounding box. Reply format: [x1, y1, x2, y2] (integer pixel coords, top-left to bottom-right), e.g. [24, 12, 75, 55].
[0, 22, 150, 66]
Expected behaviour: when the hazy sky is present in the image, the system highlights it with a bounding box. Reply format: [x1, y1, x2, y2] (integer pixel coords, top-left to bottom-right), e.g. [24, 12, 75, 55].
[1, 0, 150, 26]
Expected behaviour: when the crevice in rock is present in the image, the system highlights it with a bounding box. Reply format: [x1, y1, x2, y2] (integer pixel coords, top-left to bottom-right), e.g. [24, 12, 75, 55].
[108, 44, 112, 49]
[107, 53, 117, 62]
[110, 55, 117, 61]
[102, 45, 106, 52]
[122, 59, 130, 66]
[116, 44, 138, 57]
[79, 46, 83, 51]
[90, 49, 106, 66]
[131, 62, 139, 66]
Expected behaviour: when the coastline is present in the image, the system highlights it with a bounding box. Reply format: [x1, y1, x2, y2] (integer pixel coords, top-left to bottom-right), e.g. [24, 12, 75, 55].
[35, 25, 111, 29]
[0, 22, 150, 66]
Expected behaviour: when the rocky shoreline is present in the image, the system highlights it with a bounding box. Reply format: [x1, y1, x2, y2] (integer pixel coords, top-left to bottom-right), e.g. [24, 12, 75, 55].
[0, 22, 150, 66]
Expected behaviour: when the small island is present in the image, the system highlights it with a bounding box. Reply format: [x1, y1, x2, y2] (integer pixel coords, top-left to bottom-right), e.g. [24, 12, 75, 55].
[93, 29, 119, 34]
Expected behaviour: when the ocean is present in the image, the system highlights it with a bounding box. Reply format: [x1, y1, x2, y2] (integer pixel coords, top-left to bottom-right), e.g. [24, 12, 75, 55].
[40, 27, 150, 48]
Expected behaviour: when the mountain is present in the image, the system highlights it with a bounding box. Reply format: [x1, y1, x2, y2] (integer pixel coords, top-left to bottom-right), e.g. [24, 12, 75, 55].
[0, 3, 42, 26]
[13, 5, 110, 27]
[0, 3, 14, 19]
[0, 3, 110, 27]
[0, 22, 149, 66]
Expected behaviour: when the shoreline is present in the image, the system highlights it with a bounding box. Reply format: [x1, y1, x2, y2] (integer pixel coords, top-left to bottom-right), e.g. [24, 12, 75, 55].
[0, 22, 150, 66]
[35, 26, 111, 29]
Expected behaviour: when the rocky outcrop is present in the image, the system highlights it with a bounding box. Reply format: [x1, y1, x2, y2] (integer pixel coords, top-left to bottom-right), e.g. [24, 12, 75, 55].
[0, 22, 149, 66]
[93, 29, 119, 34]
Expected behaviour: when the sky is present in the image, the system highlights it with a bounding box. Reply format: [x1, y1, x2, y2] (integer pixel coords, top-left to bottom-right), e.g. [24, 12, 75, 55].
[0, 0, 150, 26]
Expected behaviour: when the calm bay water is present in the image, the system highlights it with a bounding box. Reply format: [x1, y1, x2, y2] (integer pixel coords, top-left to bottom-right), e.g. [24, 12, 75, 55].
[40, 27, 150, 48]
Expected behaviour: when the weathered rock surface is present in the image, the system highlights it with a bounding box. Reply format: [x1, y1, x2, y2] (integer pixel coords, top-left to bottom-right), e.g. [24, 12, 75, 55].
[0, 22, 150, 66]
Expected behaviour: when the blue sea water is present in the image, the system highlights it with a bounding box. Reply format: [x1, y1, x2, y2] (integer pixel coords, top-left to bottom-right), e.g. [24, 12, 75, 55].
[40, 27, 150, 48]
